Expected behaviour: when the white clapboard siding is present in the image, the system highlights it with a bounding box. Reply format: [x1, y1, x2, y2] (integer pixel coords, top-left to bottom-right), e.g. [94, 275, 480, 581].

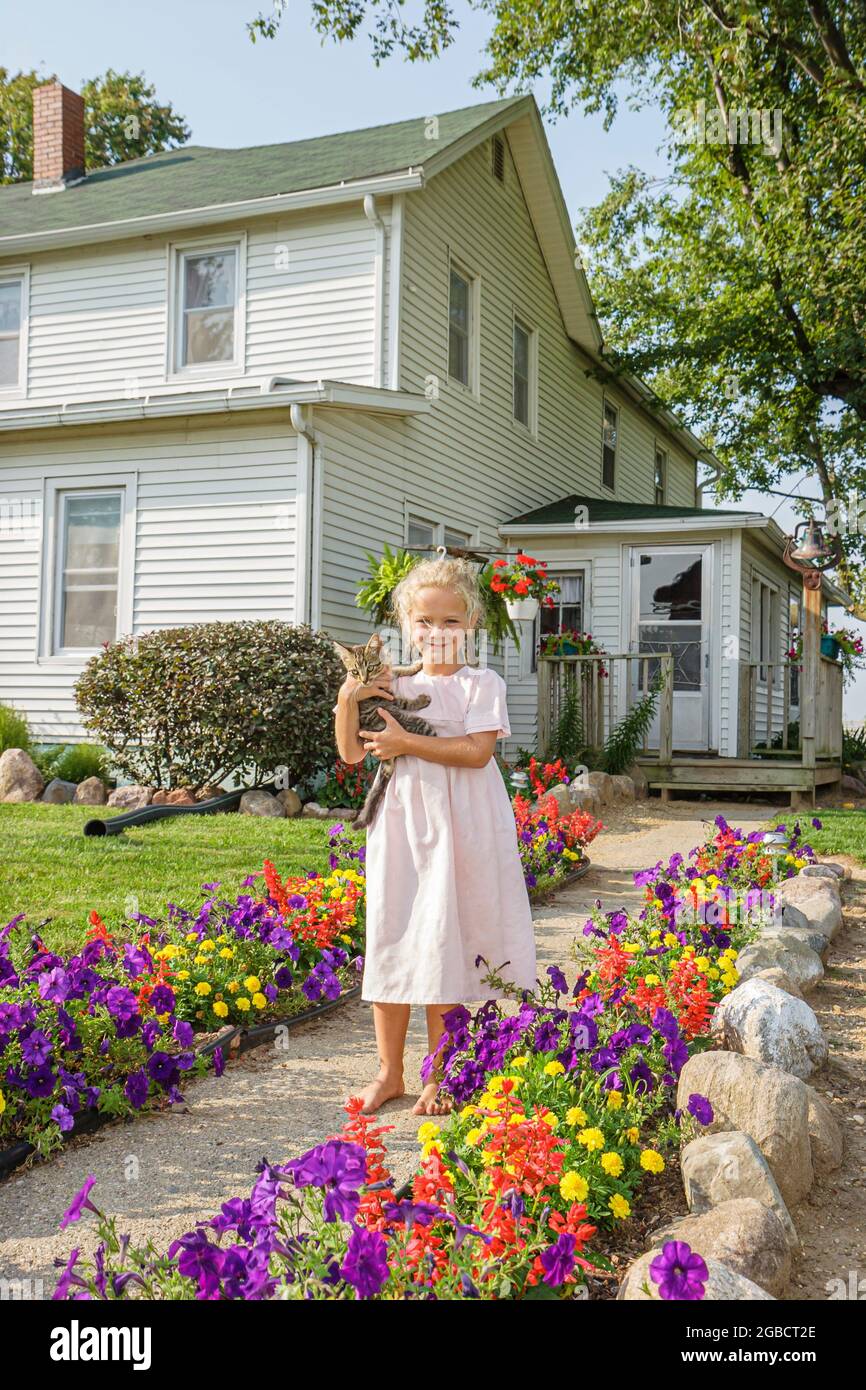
[2, 202, 389, 407]
[740, 532, 795, 752]
[0, 417, 298, 740]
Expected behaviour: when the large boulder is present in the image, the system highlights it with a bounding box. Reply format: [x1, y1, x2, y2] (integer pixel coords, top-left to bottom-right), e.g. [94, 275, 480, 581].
[772, 876, 843, 941]
[73, 776, 107, 805]
[276, 788, 303, 817]
[712, 977, 828, 1079]
[41, 777, 77, 804]
[568, 786, 602, 816]
[800, 862, 845, 882]
[239, 789, 285, 818]
[0, 748, 44, 803]
[680, 1131, 799, 1251]
[610, 774, 636, 802]
[806, 1088, 844, 1178]
[735, 936, 824, 994]
[760, 925, 832, 961]
[649, 1199, 792, 1297]
[677, 1052, 813, 1207]
[751, 967, 805, 1001]
[107, 784, 154, 810]
[586, 771, 613, 805]
[617, 1251, 774, 1301]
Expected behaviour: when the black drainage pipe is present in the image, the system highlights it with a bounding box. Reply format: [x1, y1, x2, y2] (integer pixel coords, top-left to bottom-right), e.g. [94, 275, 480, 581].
[83, 780, 282, 836]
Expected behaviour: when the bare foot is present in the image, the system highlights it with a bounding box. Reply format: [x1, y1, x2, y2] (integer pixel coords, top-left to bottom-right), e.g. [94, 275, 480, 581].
[351, 1072, 406, 1114]
[411, 1081, 453, 1116]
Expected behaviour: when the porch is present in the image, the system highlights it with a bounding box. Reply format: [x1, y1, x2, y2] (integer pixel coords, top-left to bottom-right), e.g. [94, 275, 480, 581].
[537, 652, 844, 808]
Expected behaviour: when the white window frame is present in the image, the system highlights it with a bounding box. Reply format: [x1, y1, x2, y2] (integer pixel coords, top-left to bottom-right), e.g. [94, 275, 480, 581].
[519, 563, 591, 680]
[512, 313, 537, 434]
[601, 397, 618, 493]
[0, 265, 30, 399]
[38, 474, 136, 663]
[405, 509, 477, 553]
[446, 253, 480, 397]
[654, 442, 667, 505]
[752, 574, 779, 686]
[166, 233, 246, 380]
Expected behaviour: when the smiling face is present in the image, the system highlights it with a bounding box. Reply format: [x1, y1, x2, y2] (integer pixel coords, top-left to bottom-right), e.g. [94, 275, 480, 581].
[408, 585, 472, 665]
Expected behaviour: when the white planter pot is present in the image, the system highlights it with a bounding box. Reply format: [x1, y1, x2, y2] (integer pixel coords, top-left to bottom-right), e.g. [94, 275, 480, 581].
[505, 596, 540, 621]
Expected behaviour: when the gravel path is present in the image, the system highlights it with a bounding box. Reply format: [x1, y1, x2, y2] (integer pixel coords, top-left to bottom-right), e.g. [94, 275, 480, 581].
[0, 798, 775, 1296]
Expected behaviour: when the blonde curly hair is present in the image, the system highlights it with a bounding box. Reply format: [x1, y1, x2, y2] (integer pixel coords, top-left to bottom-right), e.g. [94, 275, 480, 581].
[389, 554, 485, 649]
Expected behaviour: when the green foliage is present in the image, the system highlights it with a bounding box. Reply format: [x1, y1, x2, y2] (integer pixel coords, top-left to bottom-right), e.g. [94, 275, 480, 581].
[842, 724, 866, 774]
[546, 678, 585, 765]
[51, 742, 111, 784]
[356, 542, 418, 625]
[74, 620, 344, 792]
[0, 701, 31, 754]
[601, 670, 663, 775]
[0, 66, 189, 183]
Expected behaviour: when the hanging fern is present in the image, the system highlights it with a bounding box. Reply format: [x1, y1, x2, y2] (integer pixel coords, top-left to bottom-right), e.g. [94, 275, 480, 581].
[602, 668, 664, 776]
[355, 543, 418, 625]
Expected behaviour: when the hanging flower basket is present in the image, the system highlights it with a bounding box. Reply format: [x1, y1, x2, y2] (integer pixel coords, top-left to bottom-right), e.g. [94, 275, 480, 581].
[505, 595, 540, 622]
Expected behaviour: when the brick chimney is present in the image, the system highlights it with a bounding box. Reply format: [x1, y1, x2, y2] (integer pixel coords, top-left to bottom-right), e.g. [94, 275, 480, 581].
[32, 82, 86, 193]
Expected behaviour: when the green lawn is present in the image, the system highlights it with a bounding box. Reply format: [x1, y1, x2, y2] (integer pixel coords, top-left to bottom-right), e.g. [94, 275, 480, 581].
[794, 808, 866, 865]
[0, 804, 338, 954]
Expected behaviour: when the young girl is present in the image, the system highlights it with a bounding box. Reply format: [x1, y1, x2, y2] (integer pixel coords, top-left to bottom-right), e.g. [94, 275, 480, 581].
[332, 555, 537, 1117]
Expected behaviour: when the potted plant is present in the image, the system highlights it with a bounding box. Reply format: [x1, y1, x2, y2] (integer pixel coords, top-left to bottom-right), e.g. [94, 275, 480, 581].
[790, 622, 865, 686]
[540, 630, 608, 674]
[488, 553, 560, 622]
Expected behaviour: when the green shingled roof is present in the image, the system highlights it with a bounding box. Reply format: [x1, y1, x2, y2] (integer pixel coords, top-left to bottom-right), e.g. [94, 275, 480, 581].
[504, 494, 761, 526]
[0, 97, 523, 241]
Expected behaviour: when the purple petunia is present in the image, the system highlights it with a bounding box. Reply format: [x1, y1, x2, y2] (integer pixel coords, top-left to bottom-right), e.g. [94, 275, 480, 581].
[60, 1175, 98, 1230]
[649, 1240, 708, 1300]
[540, 1232, 577, 1288]
[339, 1226, 390, 1299]
[687, 1092, 714, 1126]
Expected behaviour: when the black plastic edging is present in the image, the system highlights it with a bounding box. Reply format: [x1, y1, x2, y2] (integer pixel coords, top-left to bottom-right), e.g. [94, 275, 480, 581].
[0, 985, 361, 1183]
[83, 780, 283, 837]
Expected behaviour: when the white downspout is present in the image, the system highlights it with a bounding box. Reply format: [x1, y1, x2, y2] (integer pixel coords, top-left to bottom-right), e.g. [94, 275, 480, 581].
[363, 194, 386, 388]
[290, 404, 320, 629]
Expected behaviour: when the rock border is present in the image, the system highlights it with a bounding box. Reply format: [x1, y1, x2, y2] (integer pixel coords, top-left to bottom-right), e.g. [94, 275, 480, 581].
[618, 857, 848, 1301]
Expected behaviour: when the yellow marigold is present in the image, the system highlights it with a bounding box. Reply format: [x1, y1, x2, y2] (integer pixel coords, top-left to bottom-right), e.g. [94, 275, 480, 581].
[244, 976, 261, 993]
[695, 957, 710, 973]
[664, 932, 679, 948]
[643, 973, 661, 987]
[508, 1111, 526, 1125]
[560, 1171, 588, 1202]
[601, 1151, 624, 1177]
[626, 1126, 640, 1144]
[185, 932, 199, 943]
[176, 970, 190, 981]
[219, 948, 234, 960]
[194, 981, 211, 996]
[609, 1193, 631, 1219]
[459, 1103, 482, 1119]
[566, 1106, 587, 1127]
[606, 1091, 624, 1111]
[543, 1060, 565, 1077]
[227, 980, 240, 994]
[563, 847, 578, 861]
[577, 1127, 605, 1151]
[216, 934, 230, 944]
[193, 956, 209, 966]
[0, 1089, 5, 1117]
[723, 948, 738, 959]
[640, 1149, 665, 1173]
[420, 1140, 442, 1160]
[623, 943, 642, 954]
[235, 996, 250, 1012]
[213, 1001, 229, 1018]
[510, 1055, 529, 1069]
[707, 967, 720, 980]
[156, 944, 181, 960]
[465, 1128, 484, 1147]
[540, 1110, 558, 1129]
[199, 939, 215, 952]
[417, 1121, 440, 1143]
[252, 992, 267, 1009]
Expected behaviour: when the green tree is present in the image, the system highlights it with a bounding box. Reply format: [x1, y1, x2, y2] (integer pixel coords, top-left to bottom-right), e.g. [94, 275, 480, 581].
[0, 67, 190, 184]
[248, 1, 866, 608]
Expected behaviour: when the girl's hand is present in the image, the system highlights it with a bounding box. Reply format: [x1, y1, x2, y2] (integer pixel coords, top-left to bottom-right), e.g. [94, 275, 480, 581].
[339, 672, 395, 705]
[358, 707, 408, 759]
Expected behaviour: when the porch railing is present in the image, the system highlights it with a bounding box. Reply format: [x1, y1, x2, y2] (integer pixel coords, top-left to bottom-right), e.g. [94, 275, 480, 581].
[747, 657, 842, 759]
[537, 652, 674, 761]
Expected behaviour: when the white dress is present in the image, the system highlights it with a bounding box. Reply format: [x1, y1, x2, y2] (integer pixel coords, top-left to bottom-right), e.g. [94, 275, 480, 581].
[335, 665, 537, 1005]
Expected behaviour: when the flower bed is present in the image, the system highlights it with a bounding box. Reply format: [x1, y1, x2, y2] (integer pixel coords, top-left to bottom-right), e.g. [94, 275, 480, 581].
[0, 851, 366, 1161]
[514, 792, 603, 896]
[52, 817, 818, 1301]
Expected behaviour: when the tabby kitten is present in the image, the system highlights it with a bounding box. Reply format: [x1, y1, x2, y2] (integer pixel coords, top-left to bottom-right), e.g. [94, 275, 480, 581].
[333, 633, 438, 829]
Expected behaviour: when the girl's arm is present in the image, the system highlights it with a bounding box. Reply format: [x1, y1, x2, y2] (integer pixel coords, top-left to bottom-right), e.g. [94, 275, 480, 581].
[359, 707, 497, 770]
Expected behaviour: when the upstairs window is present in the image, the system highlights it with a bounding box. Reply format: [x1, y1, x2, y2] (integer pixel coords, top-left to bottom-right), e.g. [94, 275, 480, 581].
[0, 273, 26, 391]
[513, 317, 536, 430]
[654, 445, 667, 504]
[602, 399, 618, 491]
[447, 259, 478, 392]
[171, 239, 243, 374]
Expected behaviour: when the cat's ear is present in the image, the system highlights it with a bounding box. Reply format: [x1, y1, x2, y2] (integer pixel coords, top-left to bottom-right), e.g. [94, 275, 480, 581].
[332, 640, 355, 666]
[365, 632, 383, 652]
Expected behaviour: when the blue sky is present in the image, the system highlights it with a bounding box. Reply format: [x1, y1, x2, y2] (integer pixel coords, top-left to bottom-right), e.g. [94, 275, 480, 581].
[8, 0, 865, 716]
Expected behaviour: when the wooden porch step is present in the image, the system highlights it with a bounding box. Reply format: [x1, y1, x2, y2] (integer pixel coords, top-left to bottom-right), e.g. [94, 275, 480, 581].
[641, 759, 841, 792]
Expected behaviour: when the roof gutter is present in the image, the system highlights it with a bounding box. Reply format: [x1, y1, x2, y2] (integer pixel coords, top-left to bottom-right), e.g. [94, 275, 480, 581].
[0, 169, 425, 256]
